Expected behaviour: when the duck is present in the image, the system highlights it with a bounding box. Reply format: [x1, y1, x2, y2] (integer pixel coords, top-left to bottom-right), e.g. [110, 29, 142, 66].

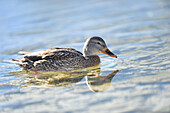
[12, 36, 117, 72]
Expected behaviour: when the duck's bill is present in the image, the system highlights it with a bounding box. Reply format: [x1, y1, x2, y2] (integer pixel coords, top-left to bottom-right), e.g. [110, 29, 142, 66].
[101, 48, 117, 58]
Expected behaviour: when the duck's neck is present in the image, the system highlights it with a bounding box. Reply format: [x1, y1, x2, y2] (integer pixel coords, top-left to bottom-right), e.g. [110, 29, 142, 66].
[83, 41, 96, 56]
[83, 47, 98, 57]
[83, 47, 91, 56]
[83, 43, 100, 66]
[83, 55, 100, 67]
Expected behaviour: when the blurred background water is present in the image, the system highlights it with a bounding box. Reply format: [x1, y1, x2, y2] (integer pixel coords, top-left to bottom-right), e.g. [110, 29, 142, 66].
[0, 0, 170, 112]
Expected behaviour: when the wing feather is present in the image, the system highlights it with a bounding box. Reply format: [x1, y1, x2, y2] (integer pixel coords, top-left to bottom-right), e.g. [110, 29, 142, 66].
[42, 50, 83, 60]
[20, 47, 83, 61]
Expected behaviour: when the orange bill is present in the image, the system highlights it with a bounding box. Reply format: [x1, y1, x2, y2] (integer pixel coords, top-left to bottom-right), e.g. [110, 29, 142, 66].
[101, 47, 117, 58]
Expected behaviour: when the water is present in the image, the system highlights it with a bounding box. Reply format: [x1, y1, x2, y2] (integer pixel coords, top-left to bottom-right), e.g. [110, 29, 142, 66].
[0, 0, 170, 112]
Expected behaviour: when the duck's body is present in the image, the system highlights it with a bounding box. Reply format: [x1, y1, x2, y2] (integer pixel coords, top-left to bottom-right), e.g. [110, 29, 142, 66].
[12, 36, 117, 72]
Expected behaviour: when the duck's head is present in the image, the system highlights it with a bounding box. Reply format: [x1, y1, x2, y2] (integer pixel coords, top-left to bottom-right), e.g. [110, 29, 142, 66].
[83, 36, 117, 58]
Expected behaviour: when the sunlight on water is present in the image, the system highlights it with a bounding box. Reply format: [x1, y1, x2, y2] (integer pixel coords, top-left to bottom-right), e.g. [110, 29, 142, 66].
[0, 0, 170, 112]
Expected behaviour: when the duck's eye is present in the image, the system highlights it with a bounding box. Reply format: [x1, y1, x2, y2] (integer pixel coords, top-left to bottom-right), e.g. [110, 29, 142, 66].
[97, 42, 101, 45]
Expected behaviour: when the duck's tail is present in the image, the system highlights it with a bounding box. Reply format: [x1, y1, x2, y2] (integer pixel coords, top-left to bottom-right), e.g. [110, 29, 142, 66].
[11, 58, 34, 71]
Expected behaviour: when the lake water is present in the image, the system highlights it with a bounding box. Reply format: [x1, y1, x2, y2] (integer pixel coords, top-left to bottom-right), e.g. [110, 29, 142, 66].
[0, 0, 170, 112]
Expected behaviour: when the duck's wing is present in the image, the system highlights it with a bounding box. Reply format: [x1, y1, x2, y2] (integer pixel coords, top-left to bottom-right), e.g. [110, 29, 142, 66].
[19, 51, 43, 62]
[20, 47, 83, 62]
[42, 48, 83, 60]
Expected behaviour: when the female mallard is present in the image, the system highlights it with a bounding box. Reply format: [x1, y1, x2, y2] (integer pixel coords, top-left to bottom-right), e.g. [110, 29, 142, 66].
[12, 36, 117, 72]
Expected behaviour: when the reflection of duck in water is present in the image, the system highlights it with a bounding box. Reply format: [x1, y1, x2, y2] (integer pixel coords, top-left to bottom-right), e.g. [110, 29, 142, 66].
[86, 69, 119, 92]
[23, 68, 119, 93]
[12, 36, 117, 72]
[23, 71, 87, 87]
